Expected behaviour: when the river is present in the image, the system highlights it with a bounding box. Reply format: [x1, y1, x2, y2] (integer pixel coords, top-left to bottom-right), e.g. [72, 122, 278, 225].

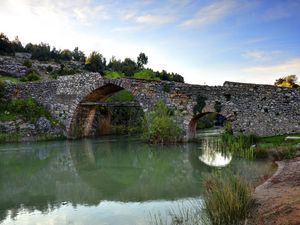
[0, 130, 274, 225]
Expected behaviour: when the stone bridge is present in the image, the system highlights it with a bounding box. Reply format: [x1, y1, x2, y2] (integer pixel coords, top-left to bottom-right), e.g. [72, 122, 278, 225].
[11, 72, 300, 141]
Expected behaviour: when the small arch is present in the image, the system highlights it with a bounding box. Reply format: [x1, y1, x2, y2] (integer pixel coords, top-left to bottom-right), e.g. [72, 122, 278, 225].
[68, 83, 144, 138]
[188, 112, 227, 139]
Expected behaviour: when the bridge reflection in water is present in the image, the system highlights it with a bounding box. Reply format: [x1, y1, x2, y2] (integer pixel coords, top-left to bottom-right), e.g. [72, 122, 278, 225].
[197, 129, 232, 167]
[0, 133, 273, 225]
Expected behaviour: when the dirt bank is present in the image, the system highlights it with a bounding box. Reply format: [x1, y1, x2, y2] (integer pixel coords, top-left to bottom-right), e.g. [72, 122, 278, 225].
[250, 155, 300, 225]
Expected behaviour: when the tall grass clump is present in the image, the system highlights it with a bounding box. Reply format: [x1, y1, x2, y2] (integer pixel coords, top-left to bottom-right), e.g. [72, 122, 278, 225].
[143, 101, 181, 144]
[202, 172, 251, 225]
[221, 132, 256, 159]
[148, 201, 202, 225]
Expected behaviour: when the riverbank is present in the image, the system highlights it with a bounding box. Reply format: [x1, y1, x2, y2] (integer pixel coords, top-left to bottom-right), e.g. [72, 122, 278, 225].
[250, 151, 300, 225]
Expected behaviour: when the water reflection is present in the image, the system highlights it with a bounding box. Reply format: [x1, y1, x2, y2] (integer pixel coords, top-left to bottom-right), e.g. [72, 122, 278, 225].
[0, 133, 274, 225]
[198, 137, 232, 167]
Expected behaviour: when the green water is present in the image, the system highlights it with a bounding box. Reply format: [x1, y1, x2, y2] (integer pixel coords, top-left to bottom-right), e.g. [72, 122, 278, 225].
[0, 131, 273, 225]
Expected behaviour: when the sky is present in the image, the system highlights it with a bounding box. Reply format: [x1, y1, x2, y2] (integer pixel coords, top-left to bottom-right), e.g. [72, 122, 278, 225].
[1, 0, 300, 85]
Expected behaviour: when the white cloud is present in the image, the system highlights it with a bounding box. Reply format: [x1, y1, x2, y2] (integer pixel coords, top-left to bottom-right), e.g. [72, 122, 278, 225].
[111, 26, 141, 33]
[243, 58, 300, 75]
[0, 0, 112, 50]
[242, 50, 282, 61]
[135, 14, 174, 26]
[179, 0, 236, 27]
[73, 5, 109, 25]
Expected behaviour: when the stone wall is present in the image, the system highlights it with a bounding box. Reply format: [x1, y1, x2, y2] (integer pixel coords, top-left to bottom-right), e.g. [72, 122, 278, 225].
[5, 73, 300, 141]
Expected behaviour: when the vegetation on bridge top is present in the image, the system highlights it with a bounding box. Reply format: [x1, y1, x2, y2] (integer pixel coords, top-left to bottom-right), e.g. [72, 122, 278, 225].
[0, 32, 184, 83]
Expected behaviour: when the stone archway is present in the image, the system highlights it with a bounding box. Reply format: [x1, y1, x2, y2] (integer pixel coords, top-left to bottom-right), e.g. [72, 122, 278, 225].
[68, 83, 145, 139]
[187, 111, 228, 140]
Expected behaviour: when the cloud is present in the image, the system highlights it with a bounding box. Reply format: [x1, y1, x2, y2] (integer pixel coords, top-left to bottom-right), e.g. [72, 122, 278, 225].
[111, 26, 141, 33]
[135, 14, 174, 26]
[242, 50, 282, 61]
[243, 58, 300, 75]
[72, 5, 110, 25]
[179, 0, 236, 27]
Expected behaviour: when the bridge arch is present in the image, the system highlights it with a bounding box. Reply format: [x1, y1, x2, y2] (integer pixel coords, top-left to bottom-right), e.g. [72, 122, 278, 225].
[186, 100, 230, 140]
[68, 80, 147, 138]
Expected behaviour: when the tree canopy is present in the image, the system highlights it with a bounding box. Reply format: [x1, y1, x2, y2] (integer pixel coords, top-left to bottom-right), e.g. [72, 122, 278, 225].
[274, 75, 299, 88]
[137, 52, 148, 68]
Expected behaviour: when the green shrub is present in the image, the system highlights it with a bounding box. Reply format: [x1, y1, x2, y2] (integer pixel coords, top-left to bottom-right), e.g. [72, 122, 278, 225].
[280, 146, 297, 159]
[202, 172, 251, 225]
[143, 101, 181, 144]
[23, 59, 32, 68]
[103, 70, 124, 79]
[134, 69, 159, 80]
[20, 70, 40, 82]
[0, 97, 51, 122]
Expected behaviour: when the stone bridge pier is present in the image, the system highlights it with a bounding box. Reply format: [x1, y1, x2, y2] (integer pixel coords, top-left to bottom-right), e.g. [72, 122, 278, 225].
[12, 73, 300, 142]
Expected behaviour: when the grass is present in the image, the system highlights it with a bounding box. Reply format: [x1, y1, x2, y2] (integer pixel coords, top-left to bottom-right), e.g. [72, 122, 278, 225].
[255, 133, 300, 160]
[103, 70, 124, 79]
[134, 69, 160, 80]
[220, 132, 300, 160]
[0, 132, 21, 142]
[149, 202, 202, 225]
[0, 132, 65, 143]
[220, 132, 255, 160]
[149, 172, 252, 225]
[202, 172, 251, 225]
[0, 75, 20, 83]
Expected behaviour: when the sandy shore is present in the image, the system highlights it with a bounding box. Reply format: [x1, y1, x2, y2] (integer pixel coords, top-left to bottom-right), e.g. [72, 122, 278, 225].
[250, 155, 300, 225]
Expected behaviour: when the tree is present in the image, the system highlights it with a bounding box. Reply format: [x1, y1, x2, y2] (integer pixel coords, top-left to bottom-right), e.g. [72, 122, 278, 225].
[72, 47, 86, 62]
[275, 75, 299, 88]
[121, 58, 139, 76]
[50, 47, 61, 62]
[137, 52, 148, 68]
[107, 56, 122, 72]
[11, 36, 24, 52]
[60, 49, 72, 61]
[85, 51, 106, 73]
[26, 42, 51, 61]
[173, 73, 184, 83]
[0, 33, 14, 54]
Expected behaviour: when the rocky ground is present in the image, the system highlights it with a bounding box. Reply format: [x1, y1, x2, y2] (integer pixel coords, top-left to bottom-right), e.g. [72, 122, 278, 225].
[0, 55, 84, 80]
[250, 151, 300, 225]
[0, 116, 64, 142]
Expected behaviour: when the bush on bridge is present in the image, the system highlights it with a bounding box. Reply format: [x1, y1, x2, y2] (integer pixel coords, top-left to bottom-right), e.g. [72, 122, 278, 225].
[0, 97, 53, 122]
[143, 101, 181, 144]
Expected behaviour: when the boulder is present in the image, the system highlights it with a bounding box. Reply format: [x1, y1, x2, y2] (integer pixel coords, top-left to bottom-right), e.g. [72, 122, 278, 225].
[36, 117, 52, 133]
[19, 122, 36, 136]
[0, 121, 16, 133]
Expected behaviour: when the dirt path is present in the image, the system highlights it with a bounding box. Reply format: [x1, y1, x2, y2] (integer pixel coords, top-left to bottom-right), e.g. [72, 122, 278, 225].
[250, 155, 300, 225]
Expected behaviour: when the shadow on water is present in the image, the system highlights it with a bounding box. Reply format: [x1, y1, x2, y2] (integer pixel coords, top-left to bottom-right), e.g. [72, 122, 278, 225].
[0, 131, 274, 225]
